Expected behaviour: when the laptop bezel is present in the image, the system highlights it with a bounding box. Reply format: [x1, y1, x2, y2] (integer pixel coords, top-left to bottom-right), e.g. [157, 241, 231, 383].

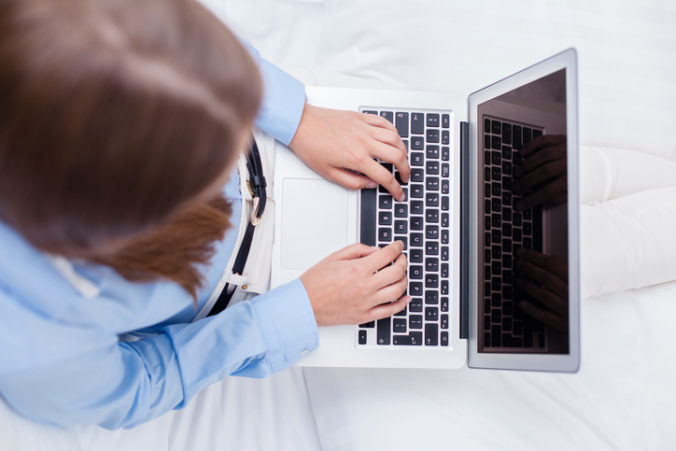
[465, 48, 580, 372]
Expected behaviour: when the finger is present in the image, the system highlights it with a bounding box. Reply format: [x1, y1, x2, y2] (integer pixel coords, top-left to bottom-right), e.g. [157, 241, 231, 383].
[329, 242, 379, 261]
[513, 159, 566, 193]
[330, 168, 378, 190]
[516, 248, 568, 281]
[369, 140, 410, 184]
[360, 112, 400, 132]
[370, 126, 408, 157]
[369, 276, 409, 306]
[371, 253, 408, 289]
[366, 294, 412, 322]
[521, 134, 566, 156]
[363, 240, 404, 272]
[518, 300, 567, 332]
[515, 178, 566, 211]
[365, 158, 405, 201]
[516, 277, 567, 315]
[514, 145, 565, 179]
[516, 260, 567, 299]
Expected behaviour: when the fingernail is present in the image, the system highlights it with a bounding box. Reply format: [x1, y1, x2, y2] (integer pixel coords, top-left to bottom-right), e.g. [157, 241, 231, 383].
[398, 192, 406, 202]
[365, 181, 377, 189]
[396, 240, 404, 249]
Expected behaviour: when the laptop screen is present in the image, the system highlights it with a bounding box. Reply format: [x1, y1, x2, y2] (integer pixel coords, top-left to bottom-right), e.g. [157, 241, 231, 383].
[476, 69, 569, 355]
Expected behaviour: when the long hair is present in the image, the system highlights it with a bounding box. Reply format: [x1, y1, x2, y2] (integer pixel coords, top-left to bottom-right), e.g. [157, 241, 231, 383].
[0, 0, 263, 298]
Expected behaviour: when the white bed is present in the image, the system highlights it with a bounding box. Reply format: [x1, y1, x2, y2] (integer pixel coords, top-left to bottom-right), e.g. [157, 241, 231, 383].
[2, 0, 675, 450]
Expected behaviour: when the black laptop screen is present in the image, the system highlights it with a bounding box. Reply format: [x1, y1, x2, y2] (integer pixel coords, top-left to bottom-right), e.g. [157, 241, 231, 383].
[476, 69, 569, 355]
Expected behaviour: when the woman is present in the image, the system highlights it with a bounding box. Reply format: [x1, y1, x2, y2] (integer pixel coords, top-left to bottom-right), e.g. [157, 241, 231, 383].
[0, 0, 411, 428]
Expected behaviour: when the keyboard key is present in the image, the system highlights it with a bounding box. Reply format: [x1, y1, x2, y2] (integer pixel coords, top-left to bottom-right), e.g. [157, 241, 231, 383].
[441, 163, 449, 178]
[411, 152, 424, 166]
[441, 331, 449, 346]
[425, 241, 439, 255]
[441, 196, 449, 211]
[441, 230, 449, 246]
[393, 318, 407, 333]
[411, 184, 424, 198]
[409, 315, 423, 329]
[425, 225, 439, 240]
[378, 211, 392, 225]
[441, 212, 449, 228]
[425, 307, 439, 322]
[426, 177, 440, 191]
[425, 323, 439, 346]
[380, 111, 394, 123]
[411, 113, 425, 134]
[409, 282, 423, 296]
[425, 274, 438, 288]
[425, 290, 439, 304]
[394, 220, 407, 235]
[427, 113, 440, 127]
[441, 297, 449, 312]
[441, 246, 449, 261]
[426, 129, 440, 143]
[395, 112, 409, 137]
[442, 114, 450, 128]
[360, 321, 375, 328]
[410, 265, 423, 279]
[492, 151, 501, 165]
[426, 208, 439, 223]
[426, 145, 440, 159]
[382, 162, 394, 172]
[410, 248, 423, 263]
[523, 127, 532, 143]
[512, 125, 522, 149]
[394, 204, 408, 218]
[492, 135, 501, 149]
[502, 145, 511, 160]
[491, 120, 501, 135]
[378, 227, 392, 242]
[484, 135, 491, 151]
[379, 195, 393, 209]
[425, 257, 439, 272]
[393, 334, 421, 346]
[442, 146, 450, 161]
[394, 306, 407, 317]
[502, 123, 512, 145]
[363, 110, 378, 115]
[427, 160, 439, 175]
[441, 179, 449, 194]
[410, 216, 424, 231]
[411, 233, 424, 247]
[426, 193, 439, 207]
[484, 118, 491, 132]
[441, 263, 449, 278]
[442, 130, 450, 145]
[441, 280, 449, 295]
[441, 314, 449, 330]
[411, 168, 424, 182]
[411, 201, 424, 215]
[376, 317, 391, 345]
[411, 137, 424, 150]
[410, 297, 423, 312]
[398, 236, 408, 250]
[358, 330, 367, 345]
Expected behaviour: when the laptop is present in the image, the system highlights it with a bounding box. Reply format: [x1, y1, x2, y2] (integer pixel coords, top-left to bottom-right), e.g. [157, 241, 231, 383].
[270, 49, 580, 372]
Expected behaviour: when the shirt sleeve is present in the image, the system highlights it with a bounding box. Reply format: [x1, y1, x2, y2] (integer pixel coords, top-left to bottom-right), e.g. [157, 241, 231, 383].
[243, 42, 307, 146]
[0, 279, 318, 429]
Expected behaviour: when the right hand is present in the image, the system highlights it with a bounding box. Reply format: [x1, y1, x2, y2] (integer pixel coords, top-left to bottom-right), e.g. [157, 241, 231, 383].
[300, 241, 410, 326]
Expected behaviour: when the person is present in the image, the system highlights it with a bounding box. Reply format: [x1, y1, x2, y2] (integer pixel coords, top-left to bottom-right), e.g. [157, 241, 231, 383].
[0, 0, 412, 429]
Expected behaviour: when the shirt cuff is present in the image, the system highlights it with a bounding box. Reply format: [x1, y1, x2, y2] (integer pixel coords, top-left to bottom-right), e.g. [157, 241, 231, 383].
[255, 58, 307, 146]
[250, 278, 318, 372]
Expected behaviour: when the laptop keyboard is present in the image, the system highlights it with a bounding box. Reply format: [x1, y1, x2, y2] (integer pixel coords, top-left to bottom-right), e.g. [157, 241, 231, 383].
[480, 116, 546, 351]
[357, 109, 453, 348]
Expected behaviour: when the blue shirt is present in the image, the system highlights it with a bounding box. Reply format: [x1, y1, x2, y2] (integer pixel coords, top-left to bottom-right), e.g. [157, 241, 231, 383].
[0, 47, 318, 429]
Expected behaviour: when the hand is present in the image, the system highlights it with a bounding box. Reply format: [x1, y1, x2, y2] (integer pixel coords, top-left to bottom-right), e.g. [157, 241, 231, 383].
[289, 104, 410, 202]
[513, 134, 567, 210]
[299, 241, 411, 326]
[515, 248, 568, 332]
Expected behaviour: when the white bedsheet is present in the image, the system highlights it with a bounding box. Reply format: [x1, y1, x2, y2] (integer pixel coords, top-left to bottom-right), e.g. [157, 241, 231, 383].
[2, 1, 675, 450]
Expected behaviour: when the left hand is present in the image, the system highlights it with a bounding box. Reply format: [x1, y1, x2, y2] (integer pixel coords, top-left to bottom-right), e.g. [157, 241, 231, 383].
[289, 104, 410, 202]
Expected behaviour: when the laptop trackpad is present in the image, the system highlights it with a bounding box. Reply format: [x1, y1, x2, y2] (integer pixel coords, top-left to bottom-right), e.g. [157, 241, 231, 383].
[281, 178, 350, 270]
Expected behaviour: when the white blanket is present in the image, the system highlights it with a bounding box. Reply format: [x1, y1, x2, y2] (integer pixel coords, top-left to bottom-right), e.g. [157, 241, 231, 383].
[2, 1, 675, 450]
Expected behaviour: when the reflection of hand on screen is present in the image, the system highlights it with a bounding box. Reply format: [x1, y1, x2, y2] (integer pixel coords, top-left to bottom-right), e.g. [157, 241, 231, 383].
[515, 248, 568, 332]
[513, 135, 567, 210]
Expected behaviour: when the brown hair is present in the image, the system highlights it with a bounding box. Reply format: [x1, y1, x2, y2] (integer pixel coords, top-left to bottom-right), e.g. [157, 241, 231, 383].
[0, 0, 263, 298]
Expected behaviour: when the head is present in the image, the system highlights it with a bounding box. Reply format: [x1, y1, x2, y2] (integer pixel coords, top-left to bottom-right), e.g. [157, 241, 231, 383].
[0, 0, 263, 297]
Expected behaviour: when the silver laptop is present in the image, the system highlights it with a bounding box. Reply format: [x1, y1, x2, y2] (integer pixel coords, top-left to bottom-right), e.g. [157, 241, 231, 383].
[270, 49, 580, 372]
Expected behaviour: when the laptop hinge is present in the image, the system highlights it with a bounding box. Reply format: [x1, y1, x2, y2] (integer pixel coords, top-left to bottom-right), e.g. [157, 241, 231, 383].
[459, 121, 470, 340]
